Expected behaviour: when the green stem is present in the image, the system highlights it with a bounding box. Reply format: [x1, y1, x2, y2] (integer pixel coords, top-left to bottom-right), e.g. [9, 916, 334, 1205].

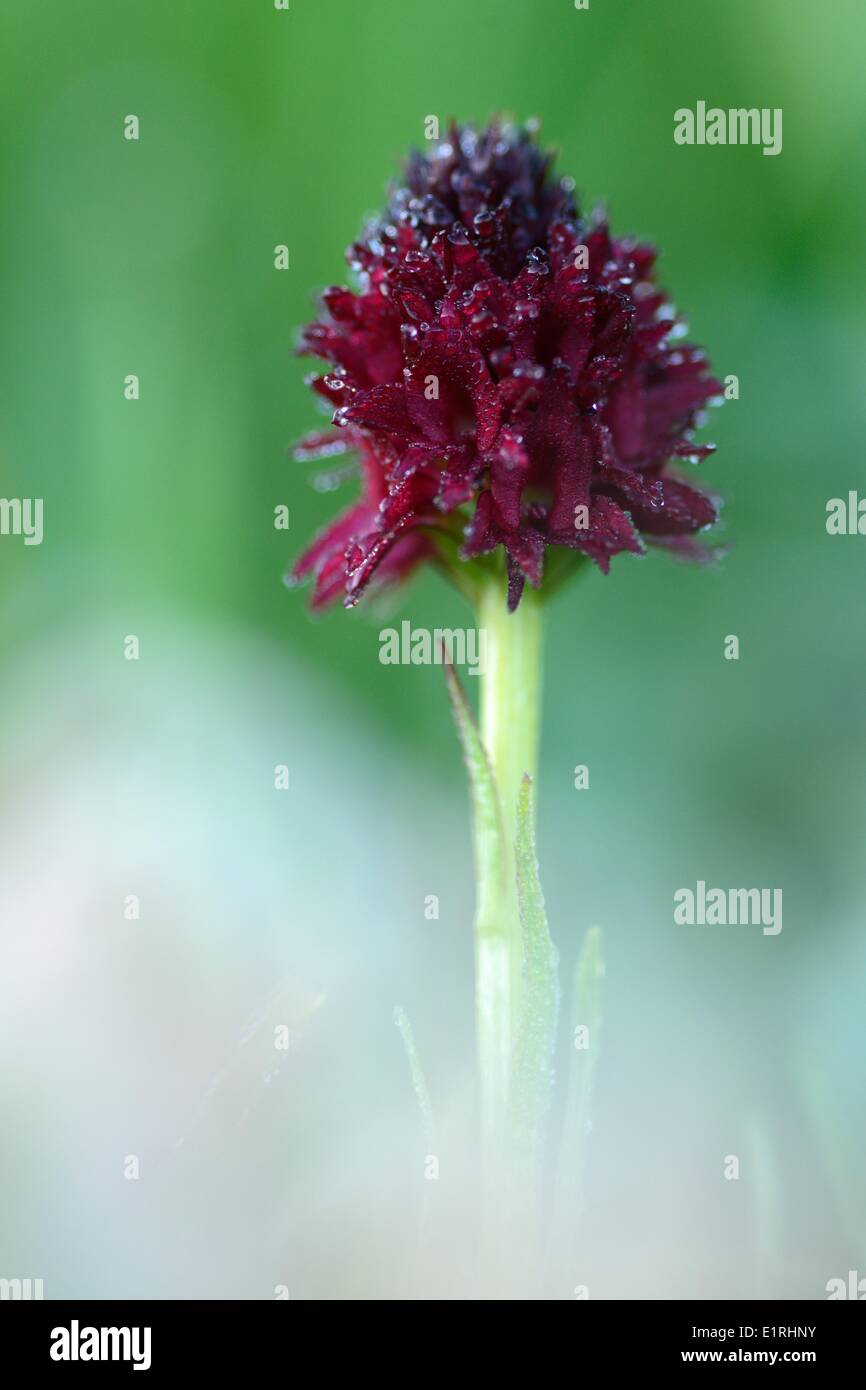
[474, 572, 543, 1157]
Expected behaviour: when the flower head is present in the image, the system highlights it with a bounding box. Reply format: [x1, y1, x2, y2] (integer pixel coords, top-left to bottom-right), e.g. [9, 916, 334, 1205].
[292, 120, 722, 610]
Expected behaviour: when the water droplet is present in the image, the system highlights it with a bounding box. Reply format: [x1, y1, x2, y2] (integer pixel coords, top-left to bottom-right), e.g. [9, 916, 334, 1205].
[313, 462, 359, 492]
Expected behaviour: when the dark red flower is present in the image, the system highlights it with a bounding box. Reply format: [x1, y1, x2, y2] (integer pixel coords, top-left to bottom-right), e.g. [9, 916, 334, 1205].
[292, 120, 722, 611]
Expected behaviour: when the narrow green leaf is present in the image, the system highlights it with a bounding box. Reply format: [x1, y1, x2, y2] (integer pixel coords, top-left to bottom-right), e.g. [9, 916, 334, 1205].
[509, 773, 560, 1156]
[444, 660, 507, 932]
[394, 1006, 437, 1259]
[393, 1005, 435, 1151]
[554, 925, 604, 1219]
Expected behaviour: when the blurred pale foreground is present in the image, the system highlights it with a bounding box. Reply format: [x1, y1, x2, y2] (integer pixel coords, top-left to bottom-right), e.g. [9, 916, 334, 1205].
[0, 610, 862, 1299]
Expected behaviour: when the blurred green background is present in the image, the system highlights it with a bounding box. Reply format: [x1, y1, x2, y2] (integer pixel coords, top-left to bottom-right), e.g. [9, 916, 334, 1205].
[0, 0, 864, 1298]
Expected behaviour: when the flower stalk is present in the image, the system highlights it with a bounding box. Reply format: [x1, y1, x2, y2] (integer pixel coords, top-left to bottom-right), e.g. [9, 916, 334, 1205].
[475, 572, 542, 1149]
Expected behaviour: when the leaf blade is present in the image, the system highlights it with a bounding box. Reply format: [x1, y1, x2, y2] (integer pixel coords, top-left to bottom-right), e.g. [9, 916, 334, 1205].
[393, 1005, 435, 1150]
[509, 773, 560, 1159]
[554, 924, 604, 1221]
[444, 660, 506, 923]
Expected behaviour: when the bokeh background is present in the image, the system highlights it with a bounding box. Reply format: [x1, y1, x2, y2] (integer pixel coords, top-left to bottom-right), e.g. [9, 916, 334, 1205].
[1, 0, 864, 1299]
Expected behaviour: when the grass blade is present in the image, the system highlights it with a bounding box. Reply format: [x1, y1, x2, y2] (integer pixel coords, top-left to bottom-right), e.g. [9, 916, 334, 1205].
[394, 1005, 435, 1151]
[509, 773, 560, 1163]
[443, 659, 506, 916]
[554, 925, 604, 1224]
[394, 1005, 437, 1260]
